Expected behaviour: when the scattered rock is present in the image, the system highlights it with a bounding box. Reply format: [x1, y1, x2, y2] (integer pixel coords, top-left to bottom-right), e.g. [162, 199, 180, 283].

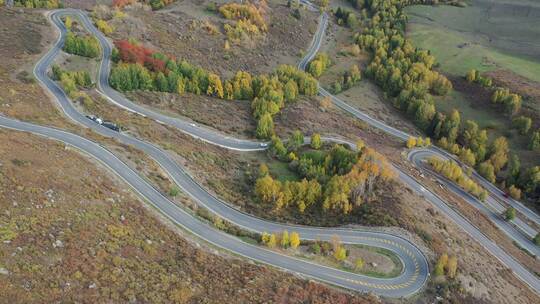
[53, 239, 64, 248]
[45, 189, 54, 198]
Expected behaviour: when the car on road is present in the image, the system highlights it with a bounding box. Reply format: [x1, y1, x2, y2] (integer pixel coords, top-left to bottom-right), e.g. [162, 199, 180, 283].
[86, 115, 120, 132]
[102, 121, 120, 132]
[86, 115, 103, 125]
[260, 143, 268, 147]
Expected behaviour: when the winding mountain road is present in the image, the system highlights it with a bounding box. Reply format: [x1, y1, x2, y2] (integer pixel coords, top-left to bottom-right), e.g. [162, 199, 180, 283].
[0, 8, 432, 298]
[0, 4, 538, 298]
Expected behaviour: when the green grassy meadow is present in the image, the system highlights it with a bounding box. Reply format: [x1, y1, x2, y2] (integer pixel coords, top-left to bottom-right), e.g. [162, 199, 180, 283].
[405, 0, 540, 81]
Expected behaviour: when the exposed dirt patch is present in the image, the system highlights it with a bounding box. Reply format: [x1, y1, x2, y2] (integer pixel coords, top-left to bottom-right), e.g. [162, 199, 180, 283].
[110, 0, 319, 75]
[62, 0, 103, 10]
[276, 96, 404, 151]
[347, 246, 396, 275]
[127, 90, 256, 138]
[53, 51, 100, 80]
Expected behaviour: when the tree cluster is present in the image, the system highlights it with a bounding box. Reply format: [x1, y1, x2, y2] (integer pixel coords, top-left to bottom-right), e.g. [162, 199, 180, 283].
[307, 53, 331, 78]
[306, 236, 350, 263]
[428, 156, 488, 201]
[348, 0, 519, 186]
[112, 0, 136, 8]
[405, 136, 431, 149]
[63, 31, 100, 58]
[114, 40, 167, 72]
[219, 2, 267, 42]
[465, 69, 492, 87]
[334, 7, 357, 28]
[14, 0, 60, 8]
[504, 207, 516, 221]
[52, 65, 93, 88]
[251, 65, 318, 138]
[434, 253, 458, 279]
[51, 65, 93, 100]
[146, 0, 175, 10]
[512, 116, 532, 135]
[96, 19, 114, 35]
[530, 130, 540, 151]
[431, 110, 516, 193]
[261, 230, 300, 249]
[110, 40, 224, 98]
[112, 0, 176, 10]
[504, 152, 540, 204]
[332, 64, 361, 93]
[354, 0, 453, 133]
[345, 1, 534, 203]
[491, 87, 522, 116]
[257, 139, 395, 215]
[466, 70, 535, 141]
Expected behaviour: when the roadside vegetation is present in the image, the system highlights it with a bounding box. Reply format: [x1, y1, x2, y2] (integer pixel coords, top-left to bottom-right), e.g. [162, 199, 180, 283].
[307, 53, 331, 78]
[260, 232, 402, 278]
[427, 253, 465, 300]
[50, 64, 94, 104]
[62, 27, 100, 58]
[427, 156, 488, 201]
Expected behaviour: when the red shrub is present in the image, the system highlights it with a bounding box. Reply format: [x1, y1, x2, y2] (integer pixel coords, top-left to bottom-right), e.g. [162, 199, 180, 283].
[115, 40, 153, 64]
[114, 40, 172, 73]
[112, 0, 136, 8]
[144, 57, 166, 73]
